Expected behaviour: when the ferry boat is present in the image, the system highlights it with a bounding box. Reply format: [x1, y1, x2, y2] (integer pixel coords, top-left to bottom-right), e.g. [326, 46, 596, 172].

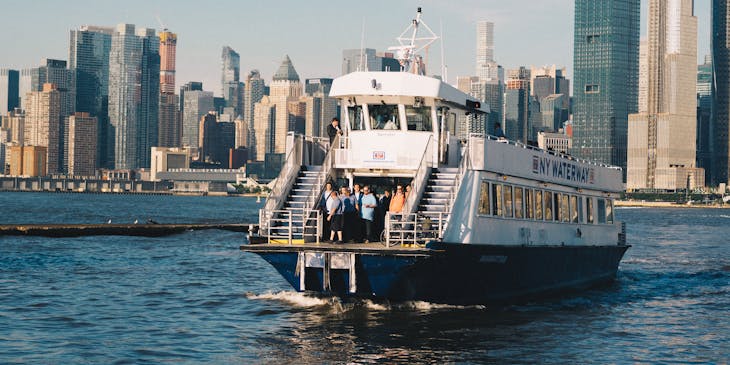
[241, 8, 629, 304]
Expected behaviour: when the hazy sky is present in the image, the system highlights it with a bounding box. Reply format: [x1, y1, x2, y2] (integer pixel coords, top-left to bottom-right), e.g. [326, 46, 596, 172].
[0, 0, 712, 96]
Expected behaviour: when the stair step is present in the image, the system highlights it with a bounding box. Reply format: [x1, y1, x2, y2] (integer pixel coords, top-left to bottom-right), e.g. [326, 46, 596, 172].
[435, 168, 459, 173]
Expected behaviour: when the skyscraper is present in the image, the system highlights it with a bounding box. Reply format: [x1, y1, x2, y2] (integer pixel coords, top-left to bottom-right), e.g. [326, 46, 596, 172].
[476, 21, 499, 81]
[0, 69, 19, 114]
[243, 70, 266, 152]
[697, 56, 712, 182]
[712, 0, 730, 185]
[23, 59, 75, 118]
[69, 25, 113, 168]
[505, 67, 531, 143]
[23, 83, 61, 174]
[269, 55, 302, 153]
[627, 0, 702, 190]
[66, 112, 98, 176]
[304, 78, 337, 137]
[158, 30, 180, 147]
[108, 24, 160, 169]
[572, 0, 640, 172]
[221, 46, 243, 117]
[254, 95, 276, 160]
[181, 90, 214, 149]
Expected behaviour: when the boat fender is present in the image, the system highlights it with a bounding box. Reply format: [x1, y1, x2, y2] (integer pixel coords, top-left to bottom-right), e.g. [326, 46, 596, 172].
[576, 228, 582, 238]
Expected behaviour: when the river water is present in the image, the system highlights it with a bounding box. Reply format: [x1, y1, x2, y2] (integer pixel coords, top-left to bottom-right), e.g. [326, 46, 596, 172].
[0, 192, 728, 363]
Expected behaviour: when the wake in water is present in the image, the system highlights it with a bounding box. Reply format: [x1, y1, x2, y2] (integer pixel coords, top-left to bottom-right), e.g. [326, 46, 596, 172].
[245, 291, 487, 313]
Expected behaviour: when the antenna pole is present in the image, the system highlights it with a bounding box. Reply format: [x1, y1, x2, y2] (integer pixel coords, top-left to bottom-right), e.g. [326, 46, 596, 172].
[359, 17, 366, 72]
[440, 20, 446, 83]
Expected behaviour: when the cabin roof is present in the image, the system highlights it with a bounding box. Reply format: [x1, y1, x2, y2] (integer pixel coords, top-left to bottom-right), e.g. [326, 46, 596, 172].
[330, 71, 489, 113]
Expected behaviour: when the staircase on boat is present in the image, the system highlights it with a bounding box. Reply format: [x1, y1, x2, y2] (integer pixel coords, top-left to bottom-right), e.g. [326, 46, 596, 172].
[417, 167, 459, 217]
[266, 165, 323, 243]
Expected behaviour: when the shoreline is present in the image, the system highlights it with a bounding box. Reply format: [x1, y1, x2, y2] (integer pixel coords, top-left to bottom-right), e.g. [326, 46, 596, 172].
[0, 189, 265, 198]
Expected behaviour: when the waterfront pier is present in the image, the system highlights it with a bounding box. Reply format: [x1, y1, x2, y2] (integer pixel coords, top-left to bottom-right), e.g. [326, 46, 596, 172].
[0, 223, 254, 237]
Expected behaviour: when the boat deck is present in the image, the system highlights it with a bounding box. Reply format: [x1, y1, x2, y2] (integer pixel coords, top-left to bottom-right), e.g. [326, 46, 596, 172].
[240, 241, 437, 256]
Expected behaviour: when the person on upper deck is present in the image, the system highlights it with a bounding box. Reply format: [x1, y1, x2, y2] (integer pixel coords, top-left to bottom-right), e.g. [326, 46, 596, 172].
[389, 185, 406, 213]
[327, 117, 342, 145]
[494, 122, 506, 140]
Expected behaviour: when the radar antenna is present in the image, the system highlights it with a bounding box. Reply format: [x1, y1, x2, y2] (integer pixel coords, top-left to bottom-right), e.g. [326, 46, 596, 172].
[388, 7, 439, 75]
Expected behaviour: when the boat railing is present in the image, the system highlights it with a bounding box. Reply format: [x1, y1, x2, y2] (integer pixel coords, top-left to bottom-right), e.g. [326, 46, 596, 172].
[302, 134, 340, 214]
[444, 137, 472, 216]
[402, 135, 433, 214]
[265, 209, 322, 245]
[384, 212, 447, 247]
[260, 134, 303, 231]
[471, 133, 622, 170]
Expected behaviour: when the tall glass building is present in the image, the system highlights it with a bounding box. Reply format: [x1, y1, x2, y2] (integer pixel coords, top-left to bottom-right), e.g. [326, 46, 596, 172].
[571, 0, 640, 173]
[221, 46, 242, 117]
[108, 24, 160, 170]
[712, 0, 730, 185]
[69, 25, 113, 168]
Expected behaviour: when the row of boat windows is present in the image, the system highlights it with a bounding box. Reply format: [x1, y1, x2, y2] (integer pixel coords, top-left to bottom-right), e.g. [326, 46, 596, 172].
[477, 181, 615, 225]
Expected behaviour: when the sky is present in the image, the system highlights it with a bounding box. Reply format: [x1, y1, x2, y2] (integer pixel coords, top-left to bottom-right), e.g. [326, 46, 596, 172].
[0, 0, 712, 96]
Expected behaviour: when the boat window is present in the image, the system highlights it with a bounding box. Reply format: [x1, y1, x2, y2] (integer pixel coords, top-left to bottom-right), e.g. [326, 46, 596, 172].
[571, 195, 580, 223]
[514, 187, 524, 219]
[553, 193, 561, 222]
[492, 184, 503, 216]
[561, 194, 570, 222]
[597, 199, 607, 224]
[478, 181, 490, 215]
[586, 197, 594, 224]
[348, 106, 365, 130]
[369, 104, 401, 130]
[525, 189, 534, 219]
[535, 190, 543, 220]
[504, 185, 513, 218]
[405, 105, 433, 131]
[544, 191, 553, 220]
[606, 199, 614, 224]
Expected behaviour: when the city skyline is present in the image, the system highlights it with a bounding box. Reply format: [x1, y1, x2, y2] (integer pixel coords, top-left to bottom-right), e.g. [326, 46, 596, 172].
[0, 0, 712, 95]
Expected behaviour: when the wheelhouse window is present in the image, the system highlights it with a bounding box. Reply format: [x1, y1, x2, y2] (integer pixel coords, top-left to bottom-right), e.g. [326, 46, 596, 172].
[369, 104, 400, 130]
[535, 190, 543, 220]
[348, 106, 365, 130]
[405, 105, 433, 131]
[478, 181, 490, 215]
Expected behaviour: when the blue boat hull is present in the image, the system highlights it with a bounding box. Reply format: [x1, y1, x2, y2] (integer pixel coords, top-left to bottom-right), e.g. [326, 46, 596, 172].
[250, 243, 630, 305]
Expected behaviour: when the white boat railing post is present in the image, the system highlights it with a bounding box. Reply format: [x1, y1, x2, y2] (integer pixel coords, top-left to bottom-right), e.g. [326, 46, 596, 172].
[385, 213, 391, 247]
[288, 211, 293, 245]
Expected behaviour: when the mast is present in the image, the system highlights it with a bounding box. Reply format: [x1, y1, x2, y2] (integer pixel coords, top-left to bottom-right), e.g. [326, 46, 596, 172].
[389, 7, 439, 75]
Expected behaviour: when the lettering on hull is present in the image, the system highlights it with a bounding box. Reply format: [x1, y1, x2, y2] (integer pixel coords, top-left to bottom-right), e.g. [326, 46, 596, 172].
[532, 155, 595, 185]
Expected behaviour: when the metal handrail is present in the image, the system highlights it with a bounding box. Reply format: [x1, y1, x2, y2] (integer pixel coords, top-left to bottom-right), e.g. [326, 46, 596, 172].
[260, 135, 303, 230]
[444, 138, 471, 215]
[402, 135, 433, 214]
[302, 134, 339, 214]
[472, 133, 622, 170]
[265, 208, 321, 245]
[384, 212, 447, 247]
